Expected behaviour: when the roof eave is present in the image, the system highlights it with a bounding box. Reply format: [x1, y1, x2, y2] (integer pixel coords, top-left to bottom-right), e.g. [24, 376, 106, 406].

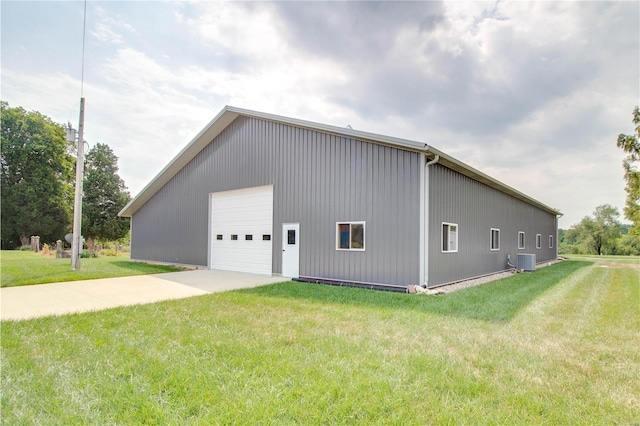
[426, 145, 562, 217]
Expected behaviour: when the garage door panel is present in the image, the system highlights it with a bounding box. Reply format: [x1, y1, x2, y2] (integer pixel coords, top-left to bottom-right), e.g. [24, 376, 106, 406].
[210, 186, 273, 275]
[211, 248, 272, 274]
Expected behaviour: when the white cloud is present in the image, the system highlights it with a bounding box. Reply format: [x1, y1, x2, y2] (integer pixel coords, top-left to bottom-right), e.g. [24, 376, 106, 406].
[171, 2, 354, 121]
[91, 24, 124, 44]
[90, 5, 136, 44]
[1, 56, 211, 195]
[1, 69, 82, 125]
[183, 2, 285, 60]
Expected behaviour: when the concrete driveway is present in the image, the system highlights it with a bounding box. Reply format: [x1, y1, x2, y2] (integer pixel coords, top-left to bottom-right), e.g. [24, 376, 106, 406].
[1, 270, 288, 321]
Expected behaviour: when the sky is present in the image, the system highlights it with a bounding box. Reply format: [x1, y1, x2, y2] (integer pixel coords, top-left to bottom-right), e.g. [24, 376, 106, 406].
[1, 1, 638, 229]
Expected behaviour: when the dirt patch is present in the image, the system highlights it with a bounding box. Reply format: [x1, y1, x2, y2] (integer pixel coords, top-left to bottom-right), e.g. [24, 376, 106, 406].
[597, 263, 640, 270]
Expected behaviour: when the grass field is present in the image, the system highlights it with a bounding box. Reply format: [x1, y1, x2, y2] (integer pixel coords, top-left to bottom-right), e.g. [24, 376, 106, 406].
[0, 250, 185, 288]
[1, 257, 638, 424]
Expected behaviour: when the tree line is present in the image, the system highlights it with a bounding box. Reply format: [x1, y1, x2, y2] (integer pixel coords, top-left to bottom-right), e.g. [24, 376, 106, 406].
[559, 204, 639, 255]
[1, 101, 130, 249]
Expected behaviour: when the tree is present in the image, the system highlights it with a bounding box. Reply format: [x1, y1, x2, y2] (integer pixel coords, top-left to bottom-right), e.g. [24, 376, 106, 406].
[82, 143, 131, 248]
[1, 102, 75, 248]
[617, 106, 640, 234]
[579, 205, 621, 255]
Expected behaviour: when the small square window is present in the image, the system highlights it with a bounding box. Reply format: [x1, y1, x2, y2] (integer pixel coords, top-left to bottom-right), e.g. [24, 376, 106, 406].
[490, 228, 500, 251]
[536, 234, 542, 249]
[245, 235, 253, 241]
[231, 234, 238, 241]
[442, 223, 458, 253]
[336, 222, 365, 250]
[518, 232, 525, 250]
[216, 234, 223, 240]
[263, 234, 271, 241]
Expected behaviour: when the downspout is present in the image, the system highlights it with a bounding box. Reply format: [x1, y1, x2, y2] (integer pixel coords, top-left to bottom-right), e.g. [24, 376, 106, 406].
[426, 154, 440, 167]
[420, 146, 439, 288]
[555, 213, 563, 259]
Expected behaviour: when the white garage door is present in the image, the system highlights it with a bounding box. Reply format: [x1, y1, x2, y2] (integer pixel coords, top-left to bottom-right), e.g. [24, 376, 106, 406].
[210, 185, 273, 275]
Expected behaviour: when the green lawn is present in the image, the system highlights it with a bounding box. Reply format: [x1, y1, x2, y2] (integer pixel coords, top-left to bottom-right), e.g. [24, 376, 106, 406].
[2, 258, 638, 424]
[0, 250, 185, 287]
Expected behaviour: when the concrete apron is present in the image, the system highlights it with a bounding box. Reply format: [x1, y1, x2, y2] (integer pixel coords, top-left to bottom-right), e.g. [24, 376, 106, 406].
[1, 270, 288, 321]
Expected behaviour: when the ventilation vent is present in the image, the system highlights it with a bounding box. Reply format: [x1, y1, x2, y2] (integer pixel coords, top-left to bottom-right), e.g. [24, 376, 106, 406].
[516, 254, 536, 272]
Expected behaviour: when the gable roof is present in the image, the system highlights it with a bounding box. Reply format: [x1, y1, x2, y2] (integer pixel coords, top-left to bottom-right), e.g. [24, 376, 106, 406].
[119, 105, 561, 217]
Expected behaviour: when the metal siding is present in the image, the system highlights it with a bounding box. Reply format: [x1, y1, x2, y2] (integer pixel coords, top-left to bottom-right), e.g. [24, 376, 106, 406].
[427, 164, 558, 287]
[131, 116, 421, 286]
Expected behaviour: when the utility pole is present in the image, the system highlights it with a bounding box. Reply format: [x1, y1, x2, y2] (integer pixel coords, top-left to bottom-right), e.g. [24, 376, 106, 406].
[71, 97, 86, 270]
[71, 0, 88, 270]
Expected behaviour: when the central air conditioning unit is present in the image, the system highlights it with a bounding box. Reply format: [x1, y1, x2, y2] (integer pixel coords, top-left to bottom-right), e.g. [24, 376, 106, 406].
[516, 254, 536, 272]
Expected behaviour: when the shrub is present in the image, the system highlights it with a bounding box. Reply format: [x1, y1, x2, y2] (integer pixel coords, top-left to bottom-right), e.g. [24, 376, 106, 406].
[101, 248, 120, 257]
[80, 250, 98, 258]
[18, 245, 32, 251]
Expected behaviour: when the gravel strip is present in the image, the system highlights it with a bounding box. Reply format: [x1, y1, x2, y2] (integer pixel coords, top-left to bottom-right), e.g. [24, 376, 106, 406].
[429, 258, 564, 294]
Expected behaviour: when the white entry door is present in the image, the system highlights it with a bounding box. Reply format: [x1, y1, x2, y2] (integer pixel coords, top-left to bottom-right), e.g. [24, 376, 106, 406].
[282, 223, 299, 278]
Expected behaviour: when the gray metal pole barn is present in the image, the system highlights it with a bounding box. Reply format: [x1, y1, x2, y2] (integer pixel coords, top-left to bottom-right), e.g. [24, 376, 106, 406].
[120, 106, 560, 288]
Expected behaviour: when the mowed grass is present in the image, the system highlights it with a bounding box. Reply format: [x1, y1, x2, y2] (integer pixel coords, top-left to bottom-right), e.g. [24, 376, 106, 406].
[0, 250, 184, 287]
[2, 258, 639, 424]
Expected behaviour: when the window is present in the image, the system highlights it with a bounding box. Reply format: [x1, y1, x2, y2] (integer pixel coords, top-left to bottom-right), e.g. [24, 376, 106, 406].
[263, 234, 271, 241]
[536, 234, 542, 249]
[245, 235, 253, 241]
[518, 232, 525, 249]
[442, 223, 458, 253]
[231, 234, 238, 241]
[288, 229, 296, 245]
[549, 235, 554, 248]
[336, 222, 365, 250]
[216, 234, 223, 240]
[490, 228, 500, 251]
